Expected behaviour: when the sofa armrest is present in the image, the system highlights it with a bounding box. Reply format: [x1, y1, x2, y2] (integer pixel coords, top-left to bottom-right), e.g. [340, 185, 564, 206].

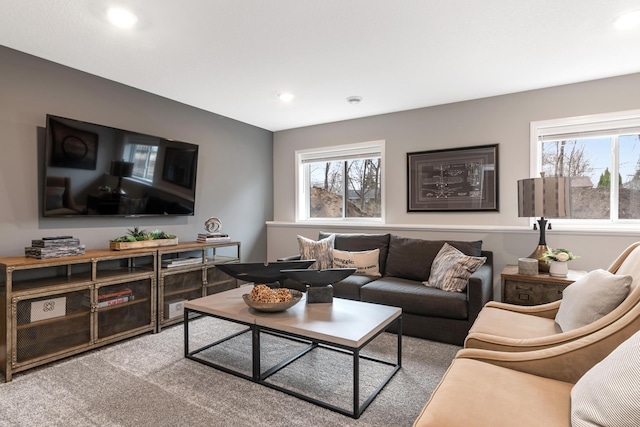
[277, 254, 302, 262]
[467, 262, 493, 323]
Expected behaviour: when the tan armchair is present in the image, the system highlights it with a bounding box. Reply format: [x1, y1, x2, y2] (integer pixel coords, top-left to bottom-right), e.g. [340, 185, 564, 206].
[414, 314, 640, 427]
[464, 242, 640, 352]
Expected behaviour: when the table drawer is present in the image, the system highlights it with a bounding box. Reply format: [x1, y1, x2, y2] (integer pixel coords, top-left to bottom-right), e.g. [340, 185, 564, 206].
[503, 280, 567, 305]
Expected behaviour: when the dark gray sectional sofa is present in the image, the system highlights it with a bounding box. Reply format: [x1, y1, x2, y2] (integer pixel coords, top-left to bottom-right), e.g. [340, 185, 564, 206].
[280, 232, 493, 345]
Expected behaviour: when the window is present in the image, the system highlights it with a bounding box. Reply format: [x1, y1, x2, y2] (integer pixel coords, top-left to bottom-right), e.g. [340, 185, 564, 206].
[128, 144, 158, 182]
[296, 141, 384, 221]
[531, 110, 640, 225]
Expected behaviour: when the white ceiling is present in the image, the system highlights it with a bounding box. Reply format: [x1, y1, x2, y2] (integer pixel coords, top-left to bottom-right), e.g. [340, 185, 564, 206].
[2, 1, 640, 131]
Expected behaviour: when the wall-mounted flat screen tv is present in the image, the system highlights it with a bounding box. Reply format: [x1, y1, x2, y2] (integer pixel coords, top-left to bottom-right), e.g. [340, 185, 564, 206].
[43, 114, 198, 217]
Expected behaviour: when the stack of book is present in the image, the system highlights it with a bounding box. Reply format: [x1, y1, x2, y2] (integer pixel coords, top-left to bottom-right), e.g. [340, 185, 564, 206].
[84, 288, 135, 308]
[161, 256, 202, 268]
[25, 236, 86, 259]
[197, 233, 231, 243]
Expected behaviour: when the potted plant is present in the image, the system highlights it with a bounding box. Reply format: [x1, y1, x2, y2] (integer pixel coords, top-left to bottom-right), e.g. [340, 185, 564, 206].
[110, 227, 178, 250]
[542, 248, 579, 277]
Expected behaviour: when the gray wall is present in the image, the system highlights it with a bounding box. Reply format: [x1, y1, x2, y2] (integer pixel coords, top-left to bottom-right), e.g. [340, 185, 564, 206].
[270, 73, 640, 298]
[0, 46, 273, 261]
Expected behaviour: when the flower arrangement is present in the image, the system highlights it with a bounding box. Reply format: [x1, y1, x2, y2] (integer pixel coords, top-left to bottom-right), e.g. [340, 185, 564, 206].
[542, 248, 579, 263]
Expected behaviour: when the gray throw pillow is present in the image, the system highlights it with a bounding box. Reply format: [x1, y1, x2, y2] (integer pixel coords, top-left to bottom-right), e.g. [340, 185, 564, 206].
[571, 331, 640, 427]
[423, 243, 486, 292]
[297, 234, 335, 270]
[385, 236, 483, 281]
[555, 269, 631, 332]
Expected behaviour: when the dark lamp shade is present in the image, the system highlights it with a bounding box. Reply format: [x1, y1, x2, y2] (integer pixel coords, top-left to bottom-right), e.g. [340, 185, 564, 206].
[517, 176, 571, 218]
[110, 160, 134, 178]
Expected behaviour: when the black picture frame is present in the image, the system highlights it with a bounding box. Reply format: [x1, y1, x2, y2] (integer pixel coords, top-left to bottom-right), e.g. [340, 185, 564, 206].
[162, 146, 197, 189]
[407, 144, 498, 212]
[49, 118, 98, 170]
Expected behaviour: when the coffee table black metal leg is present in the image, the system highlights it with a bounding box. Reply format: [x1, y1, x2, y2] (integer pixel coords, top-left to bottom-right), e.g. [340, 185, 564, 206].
[184, 308, 190, 357]
[252, 325, 260, 381]
[353, 348, 360, 418]
[398, 315, 402, 367]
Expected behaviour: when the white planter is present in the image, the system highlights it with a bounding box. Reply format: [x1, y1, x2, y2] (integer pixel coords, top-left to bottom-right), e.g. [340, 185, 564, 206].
[549, 260, 569, 277]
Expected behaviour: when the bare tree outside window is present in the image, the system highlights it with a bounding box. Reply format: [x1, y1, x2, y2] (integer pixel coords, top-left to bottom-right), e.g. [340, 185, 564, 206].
[308, 158, 382, 219]
[541, 134, 640, 220]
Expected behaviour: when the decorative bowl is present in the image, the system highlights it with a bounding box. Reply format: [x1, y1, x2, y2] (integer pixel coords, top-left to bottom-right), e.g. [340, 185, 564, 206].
[216, 260, 316, 283]
[242, 289, 303, 312]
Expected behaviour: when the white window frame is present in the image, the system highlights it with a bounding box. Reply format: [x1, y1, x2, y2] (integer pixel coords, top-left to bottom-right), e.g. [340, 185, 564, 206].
[530, 109, 640, 229]
[295, 140, 385, 223]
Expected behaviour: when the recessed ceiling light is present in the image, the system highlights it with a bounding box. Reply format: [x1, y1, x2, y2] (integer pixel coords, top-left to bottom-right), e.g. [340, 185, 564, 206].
[614, 10, 640, 30]
[278, 92, 294, 102]
[346, 96, 363, 104]
[107, 7, 138, 29]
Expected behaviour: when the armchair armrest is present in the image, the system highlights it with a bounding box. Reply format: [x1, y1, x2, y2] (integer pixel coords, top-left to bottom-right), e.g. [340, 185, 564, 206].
[485, 300, 561, 319]
[456, 325, 628, 383]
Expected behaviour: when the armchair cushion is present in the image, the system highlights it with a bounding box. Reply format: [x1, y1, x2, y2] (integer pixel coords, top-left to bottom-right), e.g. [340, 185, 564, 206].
[555, 269, 632, 332]
[423, 243, 486, 292]
[571, 331, 640, 427]
[297, 234, 335, 270]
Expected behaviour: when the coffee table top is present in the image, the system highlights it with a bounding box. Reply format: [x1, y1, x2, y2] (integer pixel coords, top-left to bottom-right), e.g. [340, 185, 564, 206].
[185, 286, 401, 348]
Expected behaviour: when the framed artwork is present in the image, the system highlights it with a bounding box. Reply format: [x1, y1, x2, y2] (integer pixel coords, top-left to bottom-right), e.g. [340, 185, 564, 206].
[162, 146, 197, 189]
[49, 118, 98, 170]
[407, 144, 498, 212]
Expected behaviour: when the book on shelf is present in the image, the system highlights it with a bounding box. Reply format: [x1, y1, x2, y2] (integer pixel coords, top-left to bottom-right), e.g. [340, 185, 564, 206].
[161, 256, 202, 268]
[197, 236, 231, 243]
[197, 233, 229, 238]
[83, 289, 135, 308]
[97, 295, 134, 308]
[98, 288, 133, 301]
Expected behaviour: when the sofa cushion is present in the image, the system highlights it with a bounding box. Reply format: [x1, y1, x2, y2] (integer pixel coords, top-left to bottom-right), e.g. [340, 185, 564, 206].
[571, 331, 640, 427]
[424, 243, 486, 292]
[319, 232, 390, 275]
[332, 248, 381, 276]
[384, 236, 482, 281]
[332, 274, 379, 301]
[361, 277, 468, 319]
[555, 269, 631, 332]
[297, 234, 335, 270]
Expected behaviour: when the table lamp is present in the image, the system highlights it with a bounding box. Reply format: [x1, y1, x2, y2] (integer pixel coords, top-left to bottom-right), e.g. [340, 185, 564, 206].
[517, 174, 571, 272]
[110, 160, 134, 195]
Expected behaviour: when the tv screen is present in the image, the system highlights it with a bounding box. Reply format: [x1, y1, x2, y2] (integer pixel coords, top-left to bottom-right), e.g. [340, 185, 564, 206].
[43, 114, 198, 217]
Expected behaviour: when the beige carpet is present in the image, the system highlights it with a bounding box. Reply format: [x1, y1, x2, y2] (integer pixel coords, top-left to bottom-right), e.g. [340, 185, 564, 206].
[0, 316, 459, 427]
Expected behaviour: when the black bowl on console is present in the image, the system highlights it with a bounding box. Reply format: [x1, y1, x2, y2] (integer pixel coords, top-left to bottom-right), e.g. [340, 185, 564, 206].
[215, 260, 316, 284]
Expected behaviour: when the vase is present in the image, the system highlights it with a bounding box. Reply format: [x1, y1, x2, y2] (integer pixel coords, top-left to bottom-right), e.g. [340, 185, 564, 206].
[548, 260, 569, 277]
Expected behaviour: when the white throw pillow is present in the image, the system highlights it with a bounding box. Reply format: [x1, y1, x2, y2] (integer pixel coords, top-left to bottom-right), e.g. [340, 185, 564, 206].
[555, 269, 631, 332]
[332, 248, 381, 276]
[297, 234, 335, 270]
[423, 243, 486, 292]
[571, 330, 640, 427]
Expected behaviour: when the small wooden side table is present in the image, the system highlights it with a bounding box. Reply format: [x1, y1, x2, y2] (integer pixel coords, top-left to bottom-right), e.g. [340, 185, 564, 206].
[501, 265, 588, 305]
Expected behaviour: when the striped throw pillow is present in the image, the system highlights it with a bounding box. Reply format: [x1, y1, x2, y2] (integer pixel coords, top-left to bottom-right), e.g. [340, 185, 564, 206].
[423, 243, 486, 292]
[297, 234, 335, 270]
[571, 330, 640, 427]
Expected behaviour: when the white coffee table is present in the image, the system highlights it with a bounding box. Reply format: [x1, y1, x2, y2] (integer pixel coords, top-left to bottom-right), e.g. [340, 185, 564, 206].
[184, 286, 402, 418]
